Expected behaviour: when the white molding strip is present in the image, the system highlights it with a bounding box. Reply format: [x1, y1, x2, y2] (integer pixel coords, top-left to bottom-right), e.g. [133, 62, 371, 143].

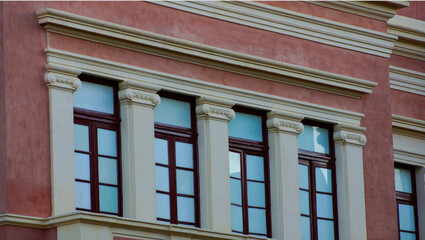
[151, 1, 397, 58]
[45, 48, 364, 126]
[36, 8, 377, 99]
[392, 114, 425, 134]
[310, 1, 408, 21]
[390, 65, 425, 96]
[394, 149, 425, 168]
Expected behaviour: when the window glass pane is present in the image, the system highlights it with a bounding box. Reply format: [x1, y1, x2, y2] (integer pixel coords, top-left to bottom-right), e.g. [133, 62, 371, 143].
[247, 181, 265, 207]
[228, 112, 263, 142]
[99, 185, 118, 213]
[156, 193, 170, 220]
[231, 205, 243, 232]
[75, 182, 91, 209]
[75, 152, 90, 181]
[299, 164, 309, 189]
[97, 129, 117, 157]
[248, 208, 267, 235]
[317, 219, 335, 240]
[230, 178, 242, 205]
[176, 142, 193, 169]
[399, 204, 416, 231]
[316, 193, 334, 219]
[229, 152, 241, 178]
[156, 166, 169, 192]
[74, 124, 89, 152]
[155, 138, 168, 165]
[176, 169, 194, 195]
[316, 168, 332, 193]
[301, 216, 311, 240]
[400, 232, 416, 240]
[300, 190, 310, 215]
[98, 157, 117, 185]
[177, 196, 195, 223]
[73, 81, 114, 114]
[246, 155, 264, 181]
[395, 168, 413, 194]
[154, 97, 191, 128]
[298, 125, 329, 154]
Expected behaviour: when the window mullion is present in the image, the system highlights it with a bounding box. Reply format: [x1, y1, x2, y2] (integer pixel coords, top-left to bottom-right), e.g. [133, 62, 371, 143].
[241, 150, 249, 235]
[169, 137, 178, 224]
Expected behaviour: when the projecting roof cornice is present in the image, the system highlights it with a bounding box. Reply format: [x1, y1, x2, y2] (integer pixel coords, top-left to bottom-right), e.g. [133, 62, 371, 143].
[152, 1, 397, 58]
[388, 15, 425, 61]
[36, 8, 377, 99]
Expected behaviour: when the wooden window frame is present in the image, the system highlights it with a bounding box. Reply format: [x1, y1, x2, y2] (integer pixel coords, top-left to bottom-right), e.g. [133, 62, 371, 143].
[73, 74, 123, 216]
[229, 107, 271, 238]
[395, 163, 419, 240]
[154, 92, 200, 227]
[298, 120, 339, 240]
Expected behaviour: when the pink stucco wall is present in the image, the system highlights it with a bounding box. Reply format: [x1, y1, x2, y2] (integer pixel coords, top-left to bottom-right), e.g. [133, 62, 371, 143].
[397, 1, 425, 21]
[0, 226, 56, 240]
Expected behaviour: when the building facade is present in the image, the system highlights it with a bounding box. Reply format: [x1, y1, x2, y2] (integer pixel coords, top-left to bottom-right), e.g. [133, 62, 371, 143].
[0, 1, 424, 240]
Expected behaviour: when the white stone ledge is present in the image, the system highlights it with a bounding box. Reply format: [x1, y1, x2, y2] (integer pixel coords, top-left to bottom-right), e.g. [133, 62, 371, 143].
[36, 8, 377, 99]
[390, 65, 425, 96]
[392, 114, 425, 135]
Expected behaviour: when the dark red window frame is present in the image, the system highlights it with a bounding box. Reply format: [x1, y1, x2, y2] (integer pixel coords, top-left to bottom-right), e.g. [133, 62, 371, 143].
[154, 92, 200, 227]
[229, 107, 271, 238]
[73, 75, 122, 216]
[395, 163, 419, 240]
[298, 120, 338, 240]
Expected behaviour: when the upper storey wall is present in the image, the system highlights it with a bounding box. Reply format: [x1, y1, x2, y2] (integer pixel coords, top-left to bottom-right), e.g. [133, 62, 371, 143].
[397, 1, 425, 21]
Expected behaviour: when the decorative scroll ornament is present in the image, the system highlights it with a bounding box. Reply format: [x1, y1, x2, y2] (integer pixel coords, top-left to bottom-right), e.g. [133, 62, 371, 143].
[44, 64, 82, 92]
[334, 130, 367, 146]
[196, 104, 235, 122]
[267, 118, 304, 135]
[119, 88, 160, 107]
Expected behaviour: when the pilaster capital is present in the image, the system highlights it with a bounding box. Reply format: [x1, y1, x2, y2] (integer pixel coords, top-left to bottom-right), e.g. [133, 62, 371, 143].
[118, 80, 161, 108]
[267, 110, 304, 135]
[44, 63, 82, 92]
[196, 96, 235, 122]
[333, 123, 367, 146]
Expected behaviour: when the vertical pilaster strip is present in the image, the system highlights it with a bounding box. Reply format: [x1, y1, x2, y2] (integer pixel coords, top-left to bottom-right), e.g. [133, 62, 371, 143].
[196, 96, 235, 232]
[334, 124, 367, 240]
[415, 167, 425, 239]
[119, 80, 160, 222]
[45, 63, 82, 216]
[267, 111, 304, 240]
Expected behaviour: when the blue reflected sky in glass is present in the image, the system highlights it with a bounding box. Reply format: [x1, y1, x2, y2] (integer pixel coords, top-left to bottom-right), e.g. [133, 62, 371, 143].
[75, 182, 91, 209]
[230, 179, 242, 205]
[316, 193, 333, 219]
[176, 169, 194, 195]
[246, 155, 264, 181]
[156, 166, 169, 192]
[316, 168, 332, 193]
[317, 219, 335, 240]
[231, 205, 243, 232]
[301, 216, 311, 240]
[298, 125, 329, 154]
[156, 193, 170, 220]
[228, 112, 263, 142]
[299, 164, 309, 189]
[395, 168, 413, 194]
[74, 124, 89, 152]
[75, 153, 90, 181]
[176, 142, 193, 169]
[98, 157, 117, 185]
[97, 129, 117, 157]
[99, 185, 118, 213]
[177, 197, 195, 223]
[398, 204, 416, 231]
[247, 181, 265, 207]
[300, 190, 310, 215]
[74, 81, 114, 114]
[400, 232, 416, 240]
[248, 208, 267, 235]
[229, 152, 241, 178]
[155, 138, 168, 165]
[154, 97, 191, 128]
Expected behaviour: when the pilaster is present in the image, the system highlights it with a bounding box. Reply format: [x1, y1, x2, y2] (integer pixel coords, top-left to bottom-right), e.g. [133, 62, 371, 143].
[333, 124, 367, 240]
[267, 110, 304, 240]
[119, 80, 160, 222]
[196, 96, 235, 232]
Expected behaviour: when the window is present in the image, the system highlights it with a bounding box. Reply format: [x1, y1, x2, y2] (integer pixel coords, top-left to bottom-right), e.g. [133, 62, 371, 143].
[154, 92, 200, 227]
[73, 75, 122, 215]
[228, 107, 271, 237]
[298, 121, 338, 240]
[395, 164, 419, 240]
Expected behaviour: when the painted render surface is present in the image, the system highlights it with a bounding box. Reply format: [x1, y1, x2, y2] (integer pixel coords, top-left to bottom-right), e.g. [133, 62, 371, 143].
[0, 1, 424, 240]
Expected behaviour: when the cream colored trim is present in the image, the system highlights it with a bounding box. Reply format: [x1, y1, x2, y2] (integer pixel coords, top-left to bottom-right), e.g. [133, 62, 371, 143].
[390, 65, 425, 96]
[394, 149, 425, 168]
[45, 63, 81, 92]
[0, 212, 267, 240]
[36, 8, 377, 99]
[151, 1, 396, 58]
[392, 114, 425, 135]
[196, 97, 235, 122]
[334, 124, 367, 146]
[311, 1, 408, 21]
[267, 111, 304, 135]
[45, 48, 365, 126]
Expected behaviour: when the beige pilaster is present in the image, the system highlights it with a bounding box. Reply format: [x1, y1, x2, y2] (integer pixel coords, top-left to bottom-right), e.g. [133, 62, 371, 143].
[267, 110, 304, 240]
[57, 223, 110, 240]
[119, 80, 161, 222]
[196, 96, 235, 233]
[45, 63, 82, 216]
[333, 124, 367, 240]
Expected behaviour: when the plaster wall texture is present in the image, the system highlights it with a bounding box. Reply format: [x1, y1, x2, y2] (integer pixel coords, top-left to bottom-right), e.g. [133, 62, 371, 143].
[0, 226, 56, 240]
[390, 55, 425, 74]
[397, 1, 425, 21]
[0, 2, 7, 215]
[391, 90, 425, 121]
[260, 1, 387, 32]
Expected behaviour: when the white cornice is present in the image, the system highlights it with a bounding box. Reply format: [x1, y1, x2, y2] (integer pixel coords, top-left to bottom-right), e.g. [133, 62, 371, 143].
[151, 1, 397, 58]
[310, 1, 408, 21]
[267, 111, 305, 135]
[45, 48, 364, 126]
[390, 65, 425, 96]
[36, 8, 377, 99]
[392, 114, 425, 135]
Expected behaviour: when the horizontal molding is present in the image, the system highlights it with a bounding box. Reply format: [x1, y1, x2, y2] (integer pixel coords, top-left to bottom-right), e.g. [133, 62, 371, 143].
[311, 1, 408, 21]
[46, 48, 364, 126]
[152, 1, 397, 58]
[392, 114, 425, 140]
[394, 149, 425, 168]
[388, 15, 425, 61]
[36, 8, 377, 99]
[0, 212, 264, 240]
[390, 65, 425, 96]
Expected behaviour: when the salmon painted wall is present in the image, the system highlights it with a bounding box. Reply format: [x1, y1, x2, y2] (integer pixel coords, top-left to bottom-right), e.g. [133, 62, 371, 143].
[0, 1, 7, 215]
[1, 2, 409, 240]
[398, 1, 425, 21]
[0, 226, 56, 240]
